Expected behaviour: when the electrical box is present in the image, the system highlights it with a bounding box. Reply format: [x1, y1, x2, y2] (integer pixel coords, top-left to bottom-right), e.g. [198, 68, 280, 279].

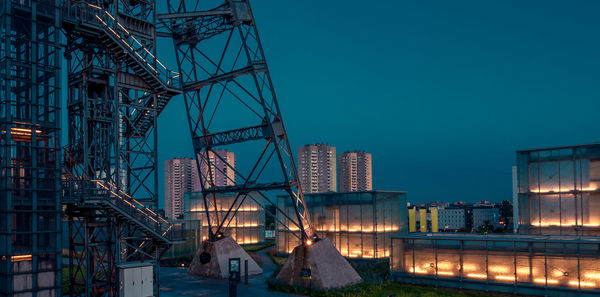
[119, 262, 154, 297]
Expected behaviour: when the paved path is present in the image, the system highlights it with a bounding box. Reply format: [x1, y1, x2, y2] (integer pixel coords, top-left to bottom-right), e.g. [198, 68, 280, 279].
[160, 247, 302, 297]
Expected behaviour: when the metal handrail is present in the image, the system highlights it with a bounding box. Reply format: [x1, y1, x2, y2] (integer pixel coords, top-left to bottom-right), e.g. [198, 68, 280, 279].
[62, 2, 180, 89]
[62, 179, 183, 241]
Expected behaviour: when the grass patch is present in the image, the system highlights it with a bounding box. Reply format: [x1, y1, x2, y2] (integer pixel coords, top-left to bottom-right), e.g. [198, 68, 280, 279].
[268, 280, 516, 297]
[266, 257, 516, 297]
[242, 238, 275, 253]
[266, 247, 287, 267]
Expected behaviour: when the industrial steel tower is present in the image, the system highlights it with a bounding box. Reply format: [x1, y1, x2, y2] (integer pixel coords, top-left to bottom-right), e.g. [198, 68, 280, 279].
[2, 0, 357, 295]
[159, 3, 360, 288]
[159, 0, 315, 244]
[61, 0, 182, 296]
[1, 1, 63, 296]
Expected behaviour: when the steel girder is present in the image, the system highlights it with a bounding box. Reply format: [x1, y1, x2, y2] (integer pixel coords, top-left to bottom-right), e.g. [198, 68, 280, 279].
[162, 0, 315, 242]
[63, 1, 175, 296]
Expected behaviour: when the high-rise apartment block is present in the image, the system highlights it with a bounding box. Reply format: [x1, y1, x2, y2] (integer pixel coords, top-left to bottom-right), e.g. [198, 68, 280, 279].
[165, 158, 200, 219]
[338, 151, 372, 192]
[297, 144, 337, 193]
[198, 149, 236, 188]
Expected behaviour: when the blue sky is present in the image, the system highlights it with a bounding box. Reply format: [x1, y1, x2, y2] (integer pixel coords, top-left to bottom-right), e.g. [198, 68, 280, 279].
[71, 1, 600, 207]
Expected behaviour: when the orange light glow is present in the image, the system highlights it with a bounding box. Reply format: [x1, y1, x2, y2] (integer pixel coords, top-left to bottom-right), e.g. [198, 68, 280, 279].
[530, 221, 575, 227]
[436, 262, 453, 270]
[11, 255, 32, 262]
[467, 273, 487, 279]
[584, 272, 600, 279]
[437, 271, 454, 276]
[462, 264, 478, 272]
[238, 240, 259, 244]
[534, 278, 558, 284]
[569, 280, 596, 287]
[489, 265, 509, 273]
[411, 267, 429, 274]
[530, 187, 597, 193]
[495, 275, 516, 281]
[305, 240, 312, 246]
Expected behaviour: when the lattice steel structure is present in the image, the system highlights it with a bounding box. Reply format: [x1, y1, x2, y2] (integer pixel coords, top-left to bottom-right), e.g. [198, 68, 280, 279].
[61, 0, 182, 296]
[0, 0, 62, 296]
[159, 0, 316, 245]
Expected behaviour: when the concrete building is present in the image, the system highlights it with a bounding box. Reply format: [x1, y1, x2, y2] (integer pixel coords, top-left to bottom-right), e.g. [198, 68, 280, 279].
[297, 143, 336, 193]
[165, 158, 200, 219]
[437, 208, 466, 231]
[198, 149, 236, 188]
[338, 151, 373, 192]
[517, 143, 600, 236]
[471, 206, 500, 230]
[277, 191, 407, 259]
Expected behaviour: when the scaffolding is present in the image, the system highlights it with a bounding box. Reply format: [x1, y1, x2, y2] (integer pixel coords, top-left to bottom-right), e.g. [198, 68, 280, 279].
[0, 0, 63, 296]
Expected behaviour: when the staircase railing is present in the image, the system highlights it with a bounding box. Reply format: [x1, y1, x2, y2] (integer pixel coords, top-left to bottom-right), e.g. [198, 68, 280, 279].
[62, 2, 180, 89]
[62, 179, 184, 242]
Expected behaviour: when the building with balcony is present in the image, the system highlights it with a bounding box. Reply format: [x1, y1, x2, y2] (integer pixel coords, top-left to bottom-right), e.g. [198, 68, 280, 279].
[164, 158, 201, 219]
[338, 151, 372, 192]
[197, 149, 236, 188]
[297, 143, 336, 193]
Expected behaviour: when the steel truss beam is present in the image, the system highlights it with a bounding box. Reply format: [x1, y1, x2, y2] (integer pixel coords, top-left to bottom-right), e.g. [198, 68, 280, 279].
[164, 0, 315, 242]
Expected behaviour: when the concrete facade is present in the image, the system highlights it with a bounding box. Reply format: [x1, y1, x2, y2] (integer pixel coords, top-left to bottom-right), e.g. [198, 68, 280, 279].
[297, 144, 336, 193]
[165, 158, 201, 219]
[197, 149, 236, 188]
[338, 151, 373, 192]
[437, 208, 466, 231]
[472, 207, 500, 229]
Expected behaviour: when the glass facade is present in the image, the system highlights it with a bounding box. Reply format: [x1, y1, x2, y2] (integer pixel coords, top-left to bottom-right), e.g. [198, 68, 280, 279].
[391, 234, 600, 296]
[517, 144, 600, 235]
[276, 191, 407, 259]
[183, 192, 265, 246]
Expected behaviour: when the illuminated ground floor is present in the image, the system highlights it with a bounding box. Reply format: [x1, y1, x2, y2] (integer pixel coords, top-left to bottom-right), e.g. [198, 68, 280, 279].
[391, 233, 600, 296]
[276, 191, 407, 259]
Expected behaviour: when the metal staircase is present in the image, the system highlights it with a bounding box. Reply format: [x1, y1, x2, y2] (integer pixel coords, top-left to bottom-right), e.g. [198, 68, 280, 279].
[62, 178, 182, 252]
[62, 2, 181, 136]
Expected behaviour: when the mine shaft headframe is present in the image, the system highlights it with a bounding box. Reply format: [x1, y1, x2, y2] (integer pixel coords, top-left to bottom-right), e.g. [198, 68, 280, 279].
[161, 0, 317, 245]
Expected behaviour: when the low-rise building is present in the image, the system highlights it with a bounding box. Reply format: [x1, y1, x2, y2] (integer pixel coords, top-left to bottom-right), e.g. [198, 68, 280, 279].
[277, 191, 407, 259]
[182, 191, 265, 245]
[437, 208, 466, 231]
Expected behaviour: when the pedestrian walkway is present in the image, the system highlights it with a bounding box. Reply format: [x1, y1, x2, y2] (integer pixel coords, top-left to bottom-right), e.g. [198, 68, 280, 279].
[160, 247, 301, 297]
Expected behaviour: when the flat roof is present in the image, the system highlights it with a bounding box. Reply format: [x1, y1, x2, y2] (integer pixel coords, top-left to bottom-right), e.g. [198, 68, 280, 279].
[391, 233, 600, 244]
[517, 142, 600, 153]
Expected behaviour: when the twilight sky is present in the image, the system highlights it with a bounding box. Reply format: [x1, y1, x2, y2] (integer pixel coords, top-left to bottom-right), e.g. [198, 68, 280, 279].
[149, 1, 600, 207]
